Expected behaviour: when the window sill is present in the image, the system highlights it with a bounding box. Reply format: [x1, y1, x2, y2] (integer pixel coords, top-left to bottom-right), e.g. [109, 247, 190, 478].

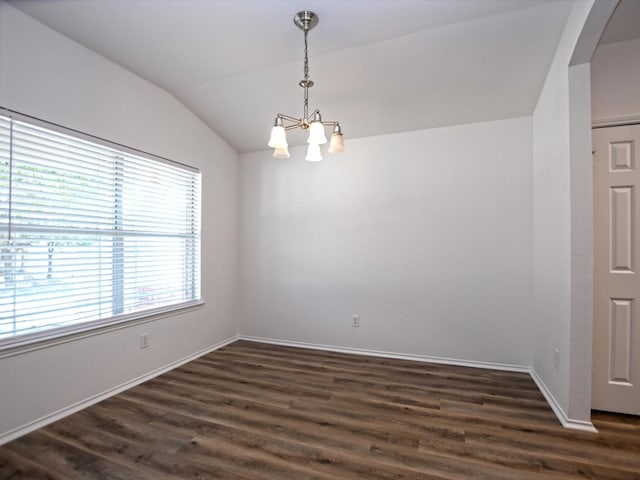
[0, 300, 205, 359]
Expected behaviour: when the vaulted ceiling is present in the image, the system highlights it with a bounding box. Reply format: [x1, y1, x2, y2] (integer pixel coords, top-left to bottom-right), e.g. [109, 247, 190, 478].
[5, 0, 597, 153]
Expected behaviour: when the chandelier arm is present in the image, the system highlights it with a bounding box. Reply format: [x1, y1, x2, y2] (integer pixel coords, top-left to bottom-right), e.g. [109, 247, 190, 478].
[277, 113, 303, 124]
[303, 109, 321, 124]
[320, 121, 339, 127]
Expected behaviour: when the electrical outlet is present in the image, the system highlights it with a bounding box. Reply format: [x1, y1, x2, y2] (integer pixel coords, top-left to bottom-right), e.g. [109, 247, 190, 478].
[352, 314, 360, 328]
[140, 332, 150, 349]
[554, 348, 560, 370]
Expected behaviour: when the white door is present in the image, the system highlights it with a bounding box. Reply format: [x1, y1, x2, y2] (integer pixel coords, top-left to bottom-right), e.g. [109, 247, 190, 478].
[593, 124, 640, 415]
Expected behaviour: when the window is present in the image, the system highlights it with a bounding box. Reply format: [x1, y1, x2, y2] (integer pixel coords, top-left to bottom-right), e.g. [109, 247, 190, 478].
[0, 112, 201, 347]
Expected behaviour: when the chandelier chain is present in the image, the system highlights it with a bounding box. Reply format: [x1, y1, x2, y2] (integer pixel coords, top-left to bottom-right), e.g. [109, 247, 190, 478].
[303, 28, 310, 121]
[303, 28, 309, 81]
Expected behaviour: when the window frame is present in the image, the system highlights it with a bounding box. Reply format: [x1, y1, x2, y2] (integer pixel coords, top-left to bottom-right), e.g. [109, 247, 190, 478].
[0, 108, 203, 352]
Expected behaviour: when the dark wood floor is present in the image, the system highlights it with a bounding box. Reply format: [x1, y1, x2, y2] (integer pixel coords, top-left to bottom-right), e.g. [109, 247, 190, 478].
[1, 340, 639, 479]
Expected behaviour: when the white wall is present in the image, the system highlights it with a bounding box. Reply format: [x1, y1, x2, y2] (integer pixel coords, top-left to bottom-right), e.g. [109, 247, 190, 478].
[531, 0, 595, 427]
[0, 2, 239, 441]
[240, 117, 533, 367]
[568, 62, 594, 426]
[591, 37, 640, 123]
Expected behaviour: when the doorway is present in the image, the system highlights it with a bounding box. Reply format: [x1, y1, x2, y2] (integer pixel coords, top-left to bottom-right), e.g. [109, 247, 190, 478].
[592, 123, 640, 415]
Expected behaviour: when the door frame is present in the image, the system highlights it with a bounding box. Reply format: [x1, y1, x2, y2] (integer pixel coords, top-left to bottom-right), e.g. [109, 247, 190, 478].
[591, 120, 640, 415]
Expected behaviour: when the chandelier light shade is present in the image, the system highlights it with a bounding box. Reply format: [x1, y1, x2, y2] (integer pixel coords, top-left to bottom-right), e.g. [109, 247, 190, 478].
[273, 145, 290, 158]
[305, 143, 323, 162]
[308, 116, 328, 145]
[268, 11, 344, 161]
[328, 123, 345, 153]
[268, 117, 287, 148]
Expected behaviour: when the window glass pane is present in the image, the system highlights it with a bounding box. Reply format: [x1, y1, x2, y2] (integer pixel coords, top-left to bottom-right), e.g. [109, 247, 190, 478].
[0, 116, 10, 231]
[122, 236, 197, 313]
[0, 232, 114, 338]
[11, 121, 116, 230]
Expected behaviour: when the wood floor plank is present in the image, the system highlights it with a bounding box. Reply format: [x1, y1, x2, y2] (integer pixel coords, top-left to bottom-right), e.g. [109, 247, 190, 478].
[1, 339, 639, 479]
[0, 446, 67, 480]
[3, 431, 151, 480]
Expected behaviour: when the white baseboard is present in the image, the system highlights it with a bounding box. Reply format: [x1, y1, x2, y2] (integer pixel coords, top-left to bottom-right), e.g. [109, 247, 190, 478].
[239, 335, 530, 373]
[529, 368, 597, 433]
[0, 334, 239, 446]
[242, 335, 600, 432]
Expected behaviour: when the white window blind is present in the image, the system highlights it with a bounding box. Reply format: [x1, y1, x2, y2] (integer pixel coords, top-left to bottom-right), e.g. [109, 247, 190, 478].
[0, 113, 201, 347]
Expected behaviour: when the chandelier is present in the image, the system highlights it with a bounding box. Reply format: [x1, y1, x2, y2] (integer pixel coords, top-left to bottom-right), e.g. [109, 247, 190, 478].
[268, 10, 344, 161]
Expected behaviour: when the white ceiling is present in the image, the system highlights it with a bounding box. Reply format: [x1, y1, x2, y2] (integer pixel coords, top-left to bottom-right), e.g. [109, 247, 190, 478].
[599, 0, 640, 45]
[8, 0, 579, 153]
